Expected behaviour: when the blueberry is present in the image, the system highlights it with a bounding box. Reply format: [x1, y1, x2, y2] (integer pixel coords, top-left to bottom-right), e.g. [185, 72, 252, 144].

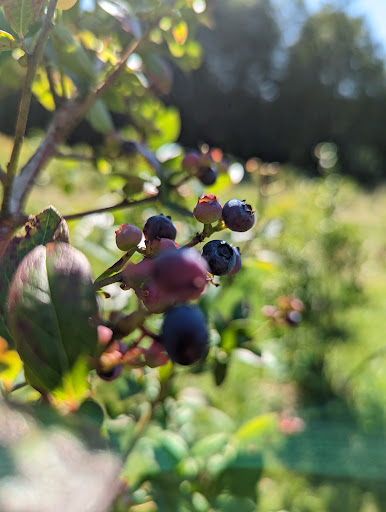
[153, 248, 208, 302]
[222, 199, 255, 232]
[121, 140, 137, 156]
[143, 214, 177, 242]
[229, 246, 242, 275]
[201, 240, 236, 276]
[198, 166, 217, 186]
[160, 305, 209, 365]
[97, 364, 122, 381]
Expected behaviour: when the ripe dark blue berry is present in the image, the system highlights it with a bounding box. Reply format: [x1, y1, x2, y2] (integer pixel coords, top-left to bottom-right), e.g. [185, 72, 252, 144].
[160, 305, 209, 365]
[143, 214, 177, 242]
[97, 364, 122, 381]
[222, 199, 255, 232]
[229, 246, 241, 275]
[201, 240, 236, 276]
[198, 166, 217, 186]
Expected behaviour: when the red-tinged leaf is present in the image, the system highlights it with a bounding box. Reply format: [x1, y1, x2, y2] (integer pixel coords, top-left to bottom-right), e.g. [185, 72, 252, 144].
[0, 30, 21, 52]
[2, 0, 44, 37]
[0, 206, 69, 344]
[172, 21, 188, 46]
[8, 242, 98, 396]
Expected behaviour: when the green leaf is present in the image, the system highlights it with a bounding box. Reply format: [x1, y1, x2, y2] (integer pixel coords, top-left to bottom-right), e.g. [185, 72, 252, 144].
[7, 242, 98, 398]
[0, 206, 69, 344]
[1, 0, 44, 38]
[233, 413, 278, 444]
[0, 30, 21, 52]
[51, 23, 95, 88]
[86, 99, 114, 134]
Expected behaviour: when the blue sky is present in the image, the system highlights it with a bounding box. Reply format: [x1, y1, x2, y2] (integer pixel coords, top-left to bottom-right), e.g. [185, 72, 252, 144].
[306, 0, 386, 53]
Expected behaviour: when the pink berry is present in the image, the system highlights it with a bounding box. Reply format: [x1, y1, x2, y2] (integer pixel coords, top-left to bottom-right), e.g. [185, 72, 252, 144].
[182, 150, 201, 169]
[115, 224, 142, 251]
[153, 248, 209, 302]
[193, 194, 222, 224]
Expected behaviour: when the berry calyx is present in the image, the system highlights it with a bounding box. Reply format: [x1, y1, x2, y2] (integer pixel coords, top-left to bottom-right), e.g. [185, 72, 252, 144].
[115, 223, 143, 251]
[160, 304, 209, 365]
[201, 240, 236, 276]
[153, 248, 209, 302]
[143, 214, 177, 242]
[193, 194, 222, 224]
[222, 199, 255, 232]
[198, 166, 217, 186]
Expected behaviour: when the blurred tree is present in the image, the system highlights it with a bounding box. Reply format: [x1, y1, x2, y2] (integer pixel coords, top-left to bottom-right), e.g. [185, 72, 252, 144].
[163, 1, 386, 184]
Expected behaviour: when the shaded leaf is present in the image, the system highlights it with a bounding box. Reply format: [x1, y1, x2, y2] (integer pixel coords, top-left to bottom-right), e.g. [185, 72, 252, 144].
[1, 0, 44, 37]
[8, 242, 98, 398]
[0, 30, 21, 52]
[0, 206, 69, 344]
[0, 399, 122, 512]
[86, 99, 114, 134]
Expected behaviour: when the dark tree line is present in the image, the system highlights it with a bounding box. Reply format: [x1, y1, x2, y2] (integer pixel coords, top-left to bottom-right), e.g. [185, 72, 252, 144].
[163, 0, 386, 185]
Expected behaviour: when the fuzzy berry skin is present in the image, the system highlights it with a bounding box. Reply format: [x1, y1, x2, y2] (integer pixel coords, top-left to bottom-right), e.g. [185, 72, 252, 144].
[182, 150, 201, 169]
[160, 305, 209, 365]
[115, 224, 143, 251]
[153, 248, 209, 302]
[138, 280, 176, 314]
[149, 237, 178, 255]
[229, 246, 242, 275]
[222, 199, 255, 232]
[198, 166, 217, 186]
[201, 240, 236, 276]
[97, 364, 122, 381]
[193, 194, 222, 224]
[143, 214, 177, 242]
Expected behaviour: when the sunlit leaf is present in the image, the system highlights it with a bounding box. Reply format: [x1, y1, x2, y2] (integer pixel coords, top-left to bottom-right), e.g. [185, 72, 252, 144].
[234, 413, 278, 444]
[172, 21, 188, 45]
[0, 30, 21, 52]
[1, 0, 44, 37]
[0, 336, 22, 391]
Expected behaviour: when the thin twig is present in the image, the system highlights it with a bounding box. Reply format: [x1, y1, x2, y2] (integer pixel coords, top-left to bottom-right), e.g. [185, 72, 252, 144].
[95, 271, 123, 291]
[64, 194, 159, 221]
[1, 0, 58, 219]
[45, 65, 61, 107]
[181, 221, 226, 248]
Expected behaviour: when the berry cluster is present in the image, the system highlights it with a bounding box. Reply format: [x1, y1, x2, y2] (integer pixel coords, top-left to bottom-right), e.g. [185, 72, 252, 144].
[97, 195, 255, 378]
[262, 296, 304, 327]
[182, 149, 227, 186]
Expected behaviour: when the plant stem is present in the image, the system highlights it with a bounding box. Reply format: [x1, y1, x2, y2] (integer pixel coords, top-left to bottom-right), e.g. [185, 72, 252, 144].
[1, 0, 58, 219]
[181, 221, 226, 248]
[95, 271, 123, 291]
[64, 194, 159, 221]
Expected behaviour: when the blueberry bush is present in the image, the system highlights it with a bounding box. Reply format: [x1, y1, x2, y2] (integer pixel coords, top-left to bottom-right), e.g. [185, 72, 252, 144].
[0, 2, 385, 511]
